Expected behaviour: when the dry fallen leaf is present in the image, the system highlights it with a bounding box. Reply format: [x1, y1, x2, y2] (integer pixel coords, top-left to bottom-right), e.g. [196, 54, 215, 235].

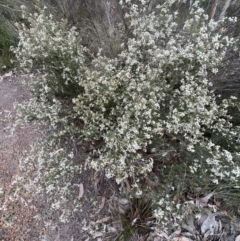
[200, 211, 226, 235]
[197, 191, 214, 206]
[96, 217, 110, 224]
[157, 231, 169, 240]
[169, 228, 181, 239]
[214, 199, 221, 207]
[235, 235, 240, 241]
[20, 197, 28, 207]
[173, 195, 180, 203]
[201, 213, 218, 235]
[84, 161, 88, 170]
[172, 237, 192, 241]
[78, 183, 84, 199]
[99, 196, 106, 209]
[94, 176, 101, 194]
[0, 71, 12, 82]
[93, 231, 103, 238]
[4, 71, 13, 77]
[118, 198, 129, 205]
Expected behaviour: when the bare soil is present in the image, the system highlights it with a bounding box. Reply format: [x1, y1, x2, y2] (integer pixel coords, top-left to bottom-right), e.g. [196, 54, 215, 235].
[0, 74, 42, 240]
[0, 74, 118, 241]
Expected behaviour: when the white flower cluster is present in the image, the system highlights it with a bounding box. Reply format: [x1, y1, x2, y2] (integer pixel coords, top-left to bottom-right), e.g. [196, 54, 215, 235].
[73, 0, 240, 185]
[11, 0, 240, 230]
[18, 137, 81, 221]
[154, 195, 183, 230]
[11, 6, 87, 98]
[11, 6, 86, 225]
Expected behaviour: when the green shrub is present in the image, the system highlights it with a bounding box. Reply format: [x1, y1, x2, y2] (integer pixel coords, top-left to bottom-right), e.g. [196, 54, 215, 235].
[9, 5, 87, 225]
[0, 21, 13, 71]
[73, 1, 240, 186]
[9, 0, 240, 234]
[12, 5, 87, 98]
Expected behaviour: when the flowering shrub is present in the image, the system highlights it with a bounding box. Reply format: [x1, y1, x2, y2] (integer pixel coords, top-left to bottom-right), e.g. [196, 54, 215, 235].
[12, 5, 87, 98]
[10, 5, 86, 224]
[10, 0, 240, 233]
[73, 0, 240, 185]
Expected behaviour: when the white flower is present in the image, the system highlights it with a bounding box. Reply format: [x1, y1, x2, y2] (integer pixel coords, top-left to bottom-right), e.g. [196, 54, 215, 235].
[187, 145, 195, 153]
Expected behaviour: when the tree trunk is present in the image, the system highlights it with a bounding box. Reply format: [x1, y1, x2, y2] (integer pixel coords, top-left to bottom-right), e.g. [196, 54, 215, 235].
[209, 0, 220, 20]
[147, 0, 157, 13]
[189, 0, 194, 9]
[218, 0, 232, 20]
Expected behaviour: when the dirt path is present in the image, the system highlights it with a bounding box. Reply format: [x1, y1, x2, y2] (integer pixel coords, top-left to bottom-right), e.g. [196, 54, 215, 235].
[0, 74, 35, 183]
[0, 74, 41, 240]
[0, 74, 114, 241]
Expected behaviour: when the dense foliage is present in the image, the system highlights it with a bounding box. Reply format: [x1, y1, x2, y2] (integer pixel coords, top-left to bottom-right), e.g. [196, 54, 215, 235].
[6, 0, 240, 237]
